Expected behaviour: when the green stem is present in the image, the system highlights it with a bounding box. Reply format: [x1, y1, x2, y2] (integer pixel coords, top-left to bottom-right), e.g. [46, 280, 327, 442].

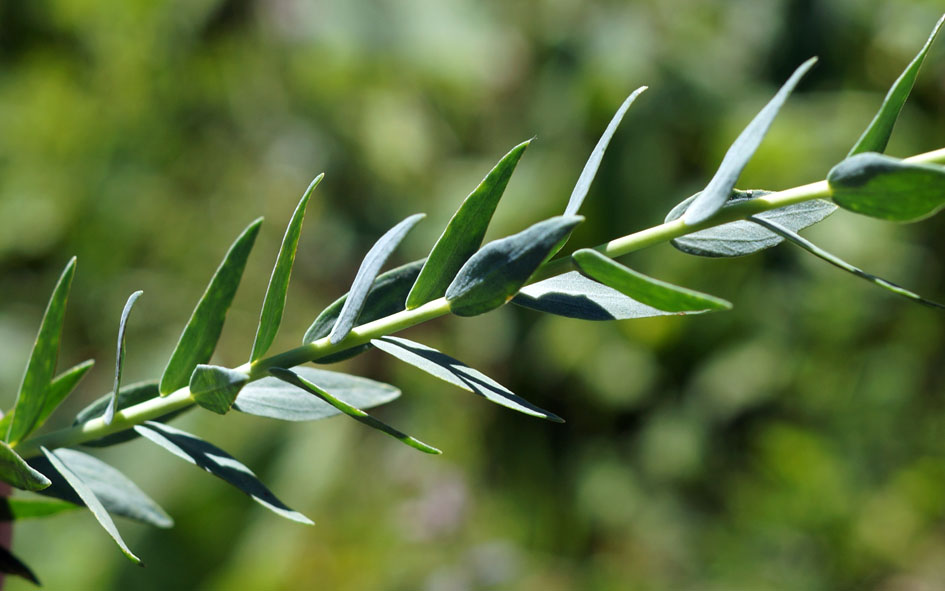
[15, 146, 945, 458]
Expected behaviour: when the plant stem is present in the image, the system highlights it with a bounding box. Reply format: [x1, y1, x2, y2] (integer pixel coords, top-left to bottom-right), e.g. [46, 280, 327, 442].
[15, 146, 945, 458]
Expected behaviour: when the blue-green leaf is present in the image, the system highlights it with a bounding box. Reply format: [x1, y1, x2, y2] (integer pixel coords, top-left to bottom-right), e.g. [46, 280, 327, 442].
[828, 153, 945, 222]
[0, 441, 50, 491]
[683, 58, 817, 225]
[251, 175, 322, 361]
[160, 219, 262, 395]
[269, 368, 441, 455]
[190, 365, 248, 415]
[7, 258, 76, 445]
[134, 421, 313, 524]
[849, 15, 944, 156]
[106, 291, 143, 425]
[329, 214, 425, 344]
[0, 546, 40, 586]
[406, 141, 530, 309]
[31, 359, 95, 435]
[446, 216, 584, 317]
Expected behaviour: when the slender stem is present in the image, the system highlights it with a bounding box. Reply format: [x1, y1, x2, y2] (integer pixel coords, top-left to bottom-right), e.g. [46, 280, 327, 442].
[15, 146, 945, 458]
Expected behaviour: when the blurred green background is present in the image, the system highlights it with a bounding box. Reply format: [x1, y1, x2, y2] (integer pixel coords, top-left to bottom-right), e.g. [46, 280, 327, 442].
[2, 0, 945, 589]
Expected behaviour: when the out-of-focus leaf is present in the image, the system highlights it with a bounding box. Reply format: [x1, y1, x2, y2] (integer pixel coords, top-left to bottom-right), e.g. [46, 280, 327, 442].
[251, 175, 322, 362]
[106, 291, 143, 425]
[29, 448, 173, 528]
[234, 367, 400, 421]
[665, 190, 836, 257]
[371, 336, 562, 421]
[849, 15, 944, 156]
[446, 216, 583, 317]
[303, 260, 424, 363]
[0, 498, 80, 521]
[0, 546, 40, 586]
[407, 141, 530, 309]
[74, 382, 189, 448]
[0, 442, 50, 491]
[33, 359, 95, 434]
[134, 421, 313, 524]
[269, 368, 441, 454]
[572, 249, 732, 312]
[7, 258, 76, 445]
[683, 58, 817, 225]
[749, 215, 945, 309]
[190, 365, 248, 415]
[828, 153, 945, 222]
[160, 219, 262, 395]
[39, 447, 142, 564]
[329, 213, 425, 344]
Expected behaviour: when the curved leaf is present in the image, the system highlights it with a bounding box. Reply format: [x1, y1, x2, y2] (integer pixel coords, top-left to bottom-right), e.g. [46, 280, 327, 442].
[106, 291, 143, 425]
[828, 153, 945, 222]
[513, 272, 684, 320]
[190, 365, 248, 415]
[0, 546, 40, 586]
[0, 441, 50, 491]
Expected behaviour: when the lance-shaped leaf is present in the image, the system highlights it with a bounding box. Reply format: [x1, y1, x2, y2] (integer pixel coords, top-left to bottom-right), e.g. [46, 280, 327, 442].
[7, 258, 76, 445]
[160, 219, 262, 395]
[329, 213, 425, 344]
[572, 249, 731, 312]
[666, 190, 837, 257]
[683, 58, 817, 225]
[749, 216, 945, 309]
[371, 336, 562, 421]
[0, 546, 40, 586]
[828, 153, 945, 222]
[849, 15, 944, 156]
[251, 175, 322, 361]
[134, 421, 313, 524]
[74, 382, 189, 448]
[0, 441, 50, 491]
[29, 448, 173, 528]
[234, 367, 400, 421]
[407, 141, 531, 309]
[29, 359, 95, 435]
[304, 260, 424, 363]
[446, 216, 584, 317]
[269, 368, 441, 454]
[106, 291, 143, 425]
[0, 498, 80, 521]
[39, 447, 142, 564]
[190, 365, 248, 415]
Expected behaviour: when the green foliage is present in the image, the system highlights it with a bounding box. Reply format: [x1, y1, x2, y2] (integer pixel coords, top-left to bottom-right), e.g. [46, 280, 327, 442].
[106, 291, 143, 425]
[189, 365, 249, 415]
[0, 442, 50, 492]
[829, 154, 945, 222]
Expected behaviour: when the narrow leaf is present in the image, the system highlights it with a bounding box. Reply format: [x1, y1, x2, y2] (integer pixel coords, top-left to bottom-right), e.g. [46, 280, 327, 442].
[7, 258, 77, 445]
[234, 367, 400, 421]
[269, 368, 441, 455]
[33, 359, 95, 434]
[406, 141, 531, 309]
[74, 382, 189, 448]
[251, 174, 322, 361]
[572, 249, 732, 312]
[29, 448, 173, 528]
[160, 219, 262, 395]
[0, 498, 80, 521]
[371, 336, 562, 422]
[446, 215, 584, 317]
[134, 421, 313, 524]
[749, 215, 945, 309]
[40, 447, 142, 564]
[849, 14, 945, 156]
[106, 291, 143, 425]
[828, 153, 945, 222]
[190, 365, 248, 415]
[329, 213, 425, 344]
[683, 58, 817, 225]
[0, 442, 50, 491]
[0, 546, 40, 586]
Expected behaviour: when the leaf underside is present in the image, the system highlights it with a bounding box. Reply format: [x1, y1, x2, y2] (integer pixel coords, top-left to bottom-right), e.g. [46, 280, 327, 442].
[0, 441, 51, 492]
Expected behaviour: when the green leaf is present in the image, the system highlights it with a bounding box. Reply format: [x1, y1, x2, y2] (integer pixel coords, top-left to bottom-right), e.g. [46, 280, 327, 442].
[0, 441, 50, 491]
[683, 58, 817, 225]
[40, 447, 142, 564]
[0, 498, 80, 521]
[748, 215, 945, 309]
[160, 219, 262, 395]
[29, 448, 173, 528]
[303, 260, 424, 363]
[849, 15, 944, 156]
[190, 365, 248, 415]
[446, 215, 584, 317]
[234, 367, 400, 421]
[665, 190, 837, 257]
[74, 382, 189, 447]
[106, 291, 143, 425]
[329, 213, 425, 344]
[371, 336, 562, 421]
[828, 153, 945, 222]
[32, 359, 95, 434]
[0, 545, 40, 586]
[406, 141, 531, 309]
[134, 421, 313, 524]
[269, 368, 441, 455]
[251, 175, 322, 361]
[7, 258, 77, 445]
[572, 249, 732, 312]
